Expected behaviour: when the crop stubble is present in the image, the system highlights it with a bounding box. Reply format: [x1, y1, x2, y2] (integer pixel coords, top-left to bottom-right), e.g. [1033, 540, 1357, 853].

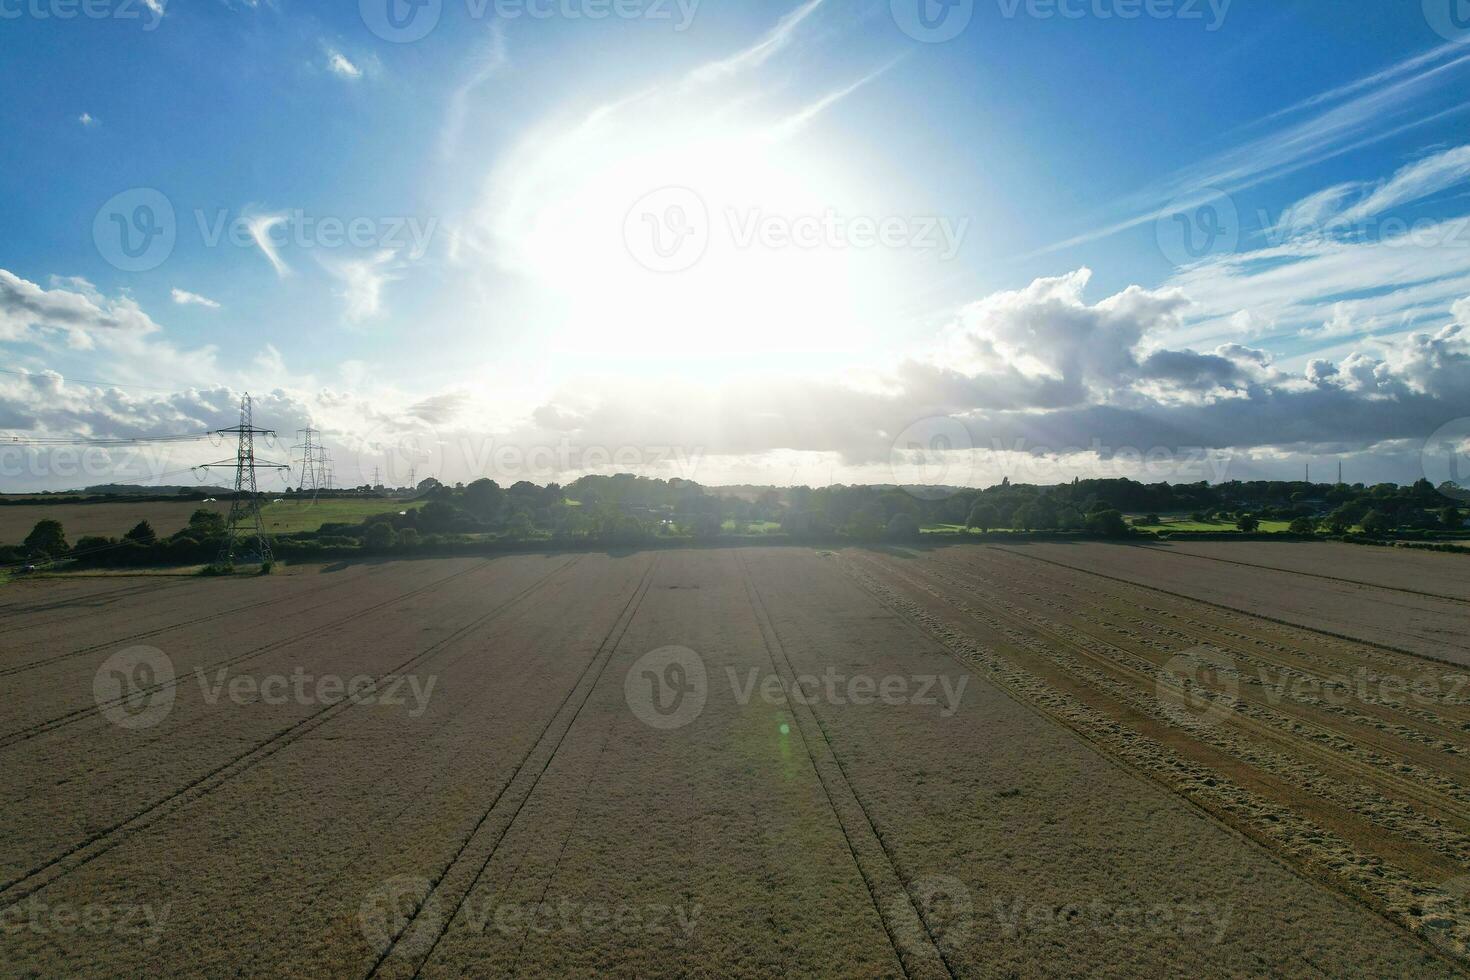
[1, 544, 1465, 977]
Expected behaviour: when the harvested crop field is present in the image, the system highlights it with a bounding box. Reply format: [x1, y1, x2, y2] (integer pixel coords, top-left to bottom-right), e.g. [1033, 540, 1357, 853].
[0, 498, 422, 544]
[2, 544, 1467, 976]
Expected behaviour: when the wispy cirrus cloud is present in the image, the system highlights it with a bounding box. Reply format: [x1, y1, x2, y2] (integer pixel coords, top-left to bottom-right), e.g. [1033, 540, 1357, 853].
[1033, 44, 1470, 257]
[171, 288, 221, 309]
[321, 250, 401, 324]
[246, 212, 291, 277]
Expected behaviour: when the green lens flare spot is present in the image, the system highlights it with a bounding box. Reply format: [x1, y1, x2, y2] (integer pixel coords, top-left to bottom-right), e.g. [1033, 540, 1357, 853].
[778, 723, 791, 736]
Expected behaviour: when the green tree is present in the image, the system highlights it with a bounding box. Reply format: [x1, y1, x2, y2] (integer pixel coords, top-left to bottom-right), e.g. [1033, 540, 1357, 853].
[462, 479, 505, 521]
[1441, 505, 1464, 529]
[124, 520, 157, 545]
[1011, 503, 1040, 531]
[966, 503, 999, 532]
[1288, 517, 1317, 535]
[364, 522, 397, 550]
[505, 512, 535, 540]
[24, 520, 68, 557]
[1235, 514, 1261, 532]
[188, 509, 226, 537]
[1085, 509, 1129, 537]
[1360, 510, 1392, 536]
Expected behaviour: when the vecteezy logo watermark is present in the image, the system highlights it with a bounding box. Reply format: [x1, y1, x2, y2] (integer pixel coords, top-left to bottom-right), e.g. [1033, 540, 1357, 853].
[623, 188, 970, 273]
[1422, 417, 1470, 504]
[459, 897, 702, 940]
[92, 190, 438, 272]
[1157, 644, 1238, 729]
[1424, 0, 1470, 43]
[0, 443, 178, 484]
[0, 0, 165, 29]
[359, 875, 443, 960]
[890, 874, 974, 957]
[93, 646, 176, 730]
[890, 416, 975, 499]
[623, 187, 711, 274]
[625, 647, 970, 730]
[625, 646, 708, 730]
[358, 878, 700, 953]
[360, 0, 700, 43]
[93, 188, 176, 273]
[900, 875, 1232, 952]
[1156, 188, 1239, 268]
[726, 668, 969, 717]
[0, 899, 171, 946]
[360, 0, 442, 43]
[996, 0, 1231, 30]
[193, 667, 438, 717]
[891, 0, 975, 42]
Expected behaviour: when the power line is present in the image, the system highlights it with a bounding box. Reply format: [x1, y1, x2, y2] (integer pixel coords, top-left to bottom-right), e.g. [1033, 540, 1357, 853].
[1, 433, 211, 448]
[194, 394, 287, 566]
[0, 366, 212, 394]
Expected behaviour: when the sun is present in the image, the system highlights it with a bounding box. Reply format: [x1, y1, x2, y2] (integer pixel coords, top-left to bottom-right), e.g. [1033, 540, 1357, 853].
[475, 97, 896, 361]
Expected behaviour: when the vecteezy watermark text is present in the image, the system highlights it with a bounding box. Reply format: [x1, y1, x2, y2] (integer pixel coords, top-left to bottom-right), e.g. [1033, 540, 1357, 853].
[0, 899, 171, 946]
[624, 188, 970, 273]
[624, 646, 970, 730]
[358, 0, 700, 43]
[0, 0, 164, 29]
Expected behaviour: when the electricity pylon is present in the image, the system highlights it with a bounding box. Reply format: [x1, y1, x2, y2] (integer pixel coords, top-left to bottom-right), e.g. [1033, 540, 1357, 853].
[197, 394, 288, 565]
[292, 427, 332, 500]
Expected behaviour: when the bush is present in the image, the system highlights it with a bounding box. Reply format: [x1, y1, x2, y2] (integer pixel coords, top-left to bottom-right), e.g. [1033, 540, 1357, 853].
[1288, 517, 1317, 535]
[1235, 514, 1262, 532]
[364, 523, 397, 551]
[397, 528, 421, 548]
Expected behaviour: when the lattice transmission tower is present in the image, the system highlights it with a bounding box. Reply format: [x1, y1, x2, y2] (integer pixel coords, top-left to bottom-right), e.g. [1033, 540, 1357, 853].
[197, 394, 288, 565]
[292, 427, 333, 499]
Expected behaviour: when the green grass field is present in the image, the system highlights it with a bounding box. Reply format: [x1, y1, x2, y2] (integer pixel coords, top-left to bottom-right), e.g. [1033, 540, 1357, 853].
[258, 498, 425, 534]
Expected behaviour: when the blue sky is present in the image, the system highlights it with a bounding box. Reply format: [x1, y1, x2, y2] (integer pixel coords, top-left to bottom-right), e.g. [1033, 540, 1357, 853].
[2, 0, 1470, 490]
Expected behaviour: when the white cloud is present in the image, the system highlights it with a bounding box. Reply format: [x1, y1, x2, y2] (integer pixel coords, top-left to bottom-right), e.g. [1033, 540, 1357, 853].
[1035, 45, 1470, 256]
[441, 25, 508, 158]
[77, 112, 98, 128]
[171, 288, 221, 310]
[325, 48, 362, 80]
[1333, 144, 1470, 228]
[321, 250, 400, 323]
[245, 212, 291, 277]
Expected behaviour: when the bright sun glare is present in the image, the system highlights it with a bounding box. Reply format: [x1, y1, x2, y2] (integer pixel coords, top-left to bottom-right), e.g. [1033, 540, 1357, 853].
[477, 100, 902, 360]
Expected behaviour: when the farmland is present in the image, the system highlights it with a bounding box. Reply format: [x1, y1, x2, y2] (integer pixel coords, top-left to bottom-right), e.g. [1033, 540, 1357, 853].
[0, 497, 422, 544]
[2, 543, 1467, 976]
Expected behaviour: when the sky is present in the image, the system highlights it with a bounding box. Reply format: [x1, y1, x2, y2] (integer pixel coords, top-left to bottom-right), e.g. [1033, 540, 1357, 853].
[2, 0, 1470, 492]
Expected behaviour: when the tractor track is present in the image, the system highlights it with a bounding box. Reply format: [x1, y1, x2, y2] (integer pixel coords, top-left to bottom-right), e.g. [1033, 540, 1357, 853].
[0, 560, 496, 748]
[854, 553, 1470, 866]
[835, 550, 1470, 968]
[365, 555, 659, 979]
[738, 551, 954, 980]
[0, 562, 403, 678]
[0, 555, 581, 908]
